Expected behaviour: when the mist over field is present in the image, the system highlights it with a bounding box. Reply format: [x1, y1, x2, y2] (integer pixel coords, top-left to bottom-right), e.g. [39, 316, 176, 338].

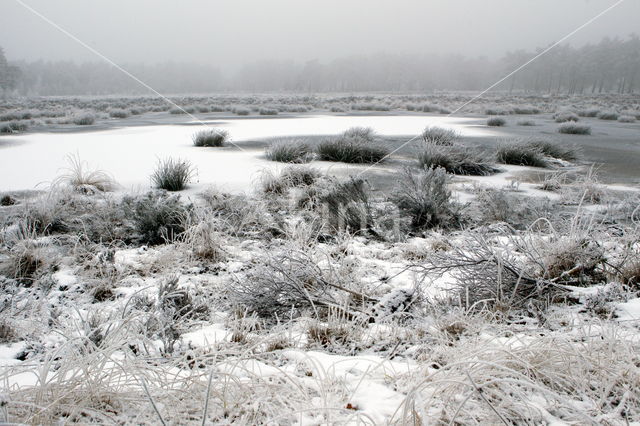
[1, 0, 640, 95]
[1, 1, 640, 424]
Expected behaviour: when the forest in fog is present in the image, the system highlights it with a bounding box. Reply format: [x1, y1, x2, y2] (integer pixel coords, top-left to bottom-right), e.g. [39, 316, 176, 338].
[1, 34, 639, 96]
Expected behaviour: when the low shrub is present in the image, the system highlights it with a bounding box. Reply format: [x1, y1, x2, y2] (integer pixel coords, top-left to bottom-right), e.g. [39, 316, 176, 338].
[192, 129, 228, 147]
[517, 119, 536, 126]
[597, 111, 619, 120]
[418, 145, 498, 176]
[391, 167, 462, 230]
[496, 143, 547, 167]
[421, 126, 458, 146]
[558, 123, 591, 135]
[151, 158, 194, 191]
[230, 249, 361, 318]
[265, 139, 313, 163]
[487, 116, 506, 127]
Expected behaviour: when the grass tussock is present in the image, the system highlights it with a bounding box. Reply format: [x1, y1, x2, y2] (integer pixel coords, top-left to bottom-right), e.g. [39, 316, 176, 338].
[265, 139, 313, 163]
[421, 126, 458, 146]
[496, 142, 547, 167]
[192, 129, 228, 147]
[487, 116, 506, 127]
[558, 122, 591, 135]
[597, 110, 619, 120]
[342, 126, 376, 141]
[318, 177, 374, 233]
[316, 135, 389, 164]
[553, 111, 579, 123]
[526, 140, 578, 161]
[108, 109, 129, 119]
[72, 114, 96, 125]
[0, 121, 28, 133]
[151, 158, 195, 191]
[52, 154, 117, 194]
[259, 107, 279, 115]
[617, 115, 636, 123]
[260, 166, 321, 194]
[391, 167, 462, 230]
[122, 191, 191, 245]
[419, 145, 499, 176]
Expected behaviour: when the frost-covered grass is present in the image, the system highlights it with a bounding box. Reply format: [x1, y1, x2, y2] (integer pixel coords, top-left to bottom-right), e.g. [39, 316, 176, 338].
[558, 122, 592, 135]
[72, 113, 96, 125]
[316, 133, 389, 164]
[618, 115, 636, 123]
[487, 116, 506, 126]
[418, 145, 498, 176]
[496, 142, 547, 167]
[265, 139, 313, 163]
[52, 153, 117, 193]
[0, 121, 28, 133]
[192, 129, 228, 147]
[597, 110, 619, 120]
[1, 161, 639, 424]
[420, 126, 458, 146]
[553, 111, 580, 123]
[151, 157, 195, 191]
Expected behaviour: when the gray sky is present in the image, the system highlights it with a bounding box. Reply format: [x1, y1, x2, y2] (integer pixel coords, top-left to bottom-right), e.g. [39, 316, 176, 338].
[1, 0, 638, 69]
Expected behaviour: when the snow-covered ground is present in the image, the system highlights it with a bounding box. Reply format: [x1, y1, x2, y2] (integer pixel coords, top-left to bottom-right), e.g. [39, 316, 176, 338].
[1, 110, 639, 424]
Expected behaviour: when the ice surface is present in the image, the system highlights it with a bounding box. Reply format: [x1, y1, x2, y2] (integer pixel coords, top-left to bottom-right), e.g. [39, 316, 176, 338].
[0, 115, 496, 192]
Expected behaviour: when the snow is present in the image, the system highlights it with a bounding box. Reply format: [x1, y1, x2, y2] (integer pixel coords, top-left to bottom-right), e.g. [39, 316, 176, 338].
[283, 350, 415, 424]
[616, 298, 640, 322]
[182, 323, 230, 347]
[0, 342, 26, 366]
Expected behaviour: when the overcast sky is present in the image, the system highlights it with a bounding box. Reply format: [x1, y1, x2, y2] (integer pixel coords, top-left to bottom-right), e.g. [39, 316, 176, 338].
[1, 0, 638, 69]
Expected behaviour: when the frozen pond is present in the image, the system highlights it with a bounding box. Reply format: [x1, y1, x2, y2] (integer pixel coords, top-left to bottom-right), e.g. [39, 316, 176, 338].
[0, 115, 497, 193]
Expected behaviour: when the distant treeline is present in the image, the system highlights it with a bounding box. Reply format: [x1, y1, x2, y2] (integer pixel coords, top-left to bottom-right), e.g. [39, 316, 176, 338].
[1, 35, 638, 96]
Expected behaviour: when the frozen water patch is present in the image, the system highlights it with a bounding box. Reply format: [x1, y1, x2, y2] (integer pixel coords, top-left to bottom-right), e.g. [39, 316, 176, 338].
[0, 115, 498, 192]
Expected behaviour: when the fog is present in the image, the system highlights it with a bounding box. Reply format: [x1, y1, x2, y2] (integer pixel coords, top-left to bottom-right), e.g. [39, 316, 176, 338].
[1, 0, 638, 70]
